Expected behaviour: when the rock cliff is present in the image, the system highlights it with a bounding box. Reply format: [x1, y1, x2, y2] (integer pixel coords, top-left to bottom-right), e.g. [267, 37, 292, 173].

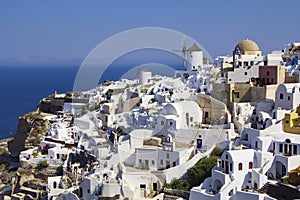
[8, 112, 51, 157]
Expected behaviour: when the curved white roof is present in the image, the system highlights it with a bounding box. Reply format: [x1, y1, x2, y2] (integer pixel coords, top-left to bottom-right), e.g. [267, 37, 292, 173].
[259, 111, 272, 119]
[223, 149, 255, 162]
[278, 83, 300, 93]
[162, 101, 201, 116]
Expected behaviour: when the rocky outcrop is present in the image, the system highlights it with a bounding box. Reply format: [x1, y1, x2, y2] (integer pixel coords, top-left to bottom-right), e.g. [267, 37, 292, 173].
[38, 98, 64, 114]
[8, 112, 50, 157]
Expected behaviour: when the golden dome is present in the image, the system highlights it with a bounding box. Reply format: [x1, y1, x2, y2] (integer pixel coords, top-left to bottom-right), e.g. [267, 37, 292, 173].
[235, 39, 260, 54]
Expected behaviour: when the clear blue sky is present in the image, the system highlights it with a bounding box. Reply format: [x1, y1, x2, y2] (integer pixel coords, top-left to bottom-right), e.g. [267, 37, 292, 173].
[1, 0, 300, 60]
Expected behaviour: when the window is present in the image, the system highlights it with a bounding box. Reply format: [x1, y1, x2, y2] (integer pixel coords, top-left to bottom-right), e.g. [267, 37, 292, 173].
[249, 162, 253, 169]
[151, 160, 155, 165]
[222, 160, 224, 168]
[266, 71, 270, 76]
[160, 159, 163, 165]
[244, 72, 248, 75]
[145, 160, 149, 167]
[294, 145, 298, 155]
[229, 189, 234, 196]
[226, 154, 228, 159]
[280, 93, 283, 100]
[284, 144, 288, 154]
[140, 184, 146, 189]
[230, 163, 233, 171]
[255, 141, 258, 148]
[166, 161, 170, 169]
[204, 112, 209, 119]
[288, 96, 291, 101]
[166, 153, 169, 159]
[139, 159, 142, 164]
[169, 121, 173, 126]
[279, 144, 283, 153]
[79, 187, 83, 197]
[233, 91, 240, 98]
[53, 181, 57, 189]
[153, 183, 158, 191]
[161, 121, 164, 125]
[237, 108, 241, 115]
[190, 117, 193, 122]
[250, 61, 254, 66]
[238, 163, 243, 171]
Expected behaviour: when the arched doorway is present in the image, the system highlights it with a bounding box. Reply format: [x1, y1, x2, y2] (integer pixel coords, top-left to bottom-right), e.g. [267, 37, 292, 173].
[213, 179, 222, 193]
[276, 161, 287, 179]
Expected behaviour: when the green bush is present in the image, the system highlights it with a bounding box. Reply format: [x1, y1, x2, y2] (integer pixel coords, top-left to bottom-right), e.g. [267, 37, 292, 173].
[186, 156, 218, 188]
[56, 165, 64, 176]
[164, 147, 224, 190]
[210, 146, 223, 157]
[165, 178, 190, 190]
[37, 160, 49, 170]
[0, 184, 11, 192]
[150, 98, 157, 103]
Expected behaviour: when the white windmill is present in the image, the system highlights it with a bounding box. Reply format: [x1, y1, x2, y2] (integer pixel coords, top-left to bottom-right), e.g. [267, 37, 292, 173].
[174, 34, 203, 71]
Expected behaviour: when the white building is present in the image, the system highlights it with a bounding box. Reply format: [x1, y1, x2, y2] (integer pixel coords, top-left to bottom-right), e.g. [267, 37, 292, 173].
[48, 146, 71, 161]
[274, 83, 300, 110]
[139, 69, 152, 85]
[189, 149, 272, 200]
[122, 172, 161, 198]
[156, 100, 202, 130]
[63, 102, 87, 116]
[134, 134, 195, 171]
[152, 77, 185, 103]
[240, 122, 300, 180]
[186, 43, 204, 71]
[79, 167, 120, 199]
[47, 122, 82, 143]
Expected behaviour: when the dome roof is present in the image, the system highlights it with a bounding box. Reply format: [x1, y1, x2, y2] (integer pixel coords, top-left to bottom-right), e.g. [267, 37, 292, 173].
[235, 39, 260, 54]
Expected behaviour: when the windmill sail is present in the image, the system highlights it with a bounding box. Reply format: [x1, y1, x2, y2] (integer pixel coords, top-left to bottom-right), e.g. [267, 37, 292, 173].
[173, 34, 188, 70]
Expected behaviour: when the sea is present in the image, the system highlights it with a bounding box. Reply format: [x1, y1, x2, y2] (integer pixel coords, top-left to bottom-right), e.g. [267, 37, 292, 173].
[0, 63, 179, 139]
[0, 66, 79, 139]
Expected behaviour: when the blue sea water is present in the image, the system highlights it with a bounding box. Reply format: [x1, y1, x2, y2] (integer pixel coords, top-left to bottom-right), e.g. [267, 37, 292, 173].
[0, 61, 181, 139]
[0, 66, 79, 139]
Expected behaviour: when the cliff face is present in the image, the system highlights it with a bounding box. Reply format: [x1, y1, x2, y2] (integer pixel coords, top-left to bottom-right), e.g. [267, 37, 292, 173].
[8, 112, 50, 157]
[38, 98, 64, 114]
